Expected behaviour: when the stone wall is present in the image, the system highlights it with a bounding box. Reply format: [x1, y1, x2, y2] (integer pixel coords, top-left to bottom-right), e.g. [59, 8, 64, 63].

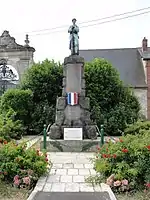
[133, 88, 147, 118]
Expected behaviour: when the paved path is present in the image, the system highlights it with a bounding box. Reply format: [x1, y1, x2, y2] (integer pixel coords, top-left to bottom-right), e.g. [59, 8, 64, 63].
[28, 153, 116, 200]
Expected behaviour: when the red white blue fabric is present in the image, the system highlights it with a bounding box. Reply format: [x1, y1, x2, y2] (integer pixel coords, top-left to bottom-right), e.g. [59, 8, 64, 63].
[67, 92, 78, 105]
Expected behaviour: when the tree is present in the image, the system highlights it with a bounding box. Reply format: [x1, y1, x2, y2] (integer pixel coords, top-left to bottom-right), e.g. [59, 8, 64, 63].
[85, 58, 140, 135]
[1, 58, 140, 136]
[20, 59, 63, 133]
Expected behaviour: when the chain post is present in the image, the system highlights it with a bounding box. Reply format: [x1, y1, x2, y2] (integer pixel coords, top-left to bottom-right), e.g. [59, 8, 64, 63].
[100, 124, 104, 147]
[43, 124, 47, 150]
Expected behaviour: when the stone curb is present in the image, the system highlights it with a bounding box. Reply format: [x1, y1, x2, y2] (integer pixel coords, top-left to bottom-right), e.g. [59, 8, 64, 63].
[101, 183, 117, 200]
[27, 190, 38, 200]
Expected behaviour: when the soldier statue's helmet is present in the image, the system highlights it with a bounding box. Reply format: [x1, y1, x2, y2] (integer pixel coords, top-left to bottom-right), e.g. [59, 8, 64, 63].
[72, 18, 77, 22]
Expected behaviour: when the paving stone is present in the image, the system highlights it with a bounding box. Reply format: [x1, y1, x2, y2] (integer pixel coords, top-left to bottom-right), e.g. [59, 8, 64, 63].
[65, 183, 80, 192]
[55, 152, 72, 156]
[63, 163, 73, 168]
[47, 175, 60, 183]
[60, 175, 72, 183]
[53, 157, 73, 164]
[68, 169, 78, 175]
[79, 183, 94, 192]
[51, 183, 65, 192]
[49, 168, 56, 175]
[43, 183, 52, 192]
[74, 164, 84, 168]
[38, 176, 47, 183]
[34, 184, 44, 191]
[90, 169, 97, 175]
[84, 164, 93, 169]
[73, 175, 85, 183]
[76, 158, 90, 164]
[52, 164, 63, 169]
[94, 184, 102, 192]
[79, 169, 90, 175]
[56, 169, 67, 175]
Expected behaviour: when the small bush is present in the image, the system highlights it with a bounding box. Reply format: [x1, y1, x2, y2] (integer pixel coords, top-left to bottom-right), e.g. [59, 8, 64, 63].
[93, 131, 150, 193]
[0, 110, 23, 140]
[0, 141, 51, 189]
[124, 121, 150, 135]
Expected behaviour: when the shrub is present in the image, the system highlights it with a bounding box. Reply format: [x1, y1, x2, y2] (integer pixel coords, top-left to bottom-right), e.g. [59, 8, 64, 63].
[124, 120, 150, 135]
[0, 141, 50, 189]
[0, 89, 33, 134]
[0, 109, 23, 140]
[93, 131, 150, 193]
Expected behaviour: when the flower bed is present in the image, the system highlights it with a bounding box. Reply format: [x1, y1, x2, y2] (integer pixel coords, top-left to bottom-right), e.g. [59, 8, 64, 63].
[92, 131, 150, 194]
[0, 137, 51, 190]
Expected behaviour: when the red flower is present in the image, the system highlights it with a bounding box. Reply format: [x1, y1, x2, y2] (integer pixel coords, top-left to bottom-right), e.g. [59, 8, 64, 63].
[102, 154, 107, 158]
[145, 183, 150, 188]
[146, 145, 150, 150]
[3, 141, 7, 144]
[45, 158, 48, 162]
[119, 139, 123, 143]
[122, 148, 128, 153]
[113, 154, 117, 158]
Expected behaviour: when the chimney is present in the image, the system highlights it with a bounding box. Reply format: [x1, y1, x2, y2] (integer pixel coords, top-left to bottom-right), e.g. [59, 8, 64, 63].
[142, 37, 148, 51]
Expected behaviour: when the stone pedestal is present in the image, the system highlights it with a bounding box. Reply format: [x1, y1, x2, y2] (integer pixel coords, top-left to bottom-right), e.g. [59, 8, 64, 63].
[49, 55, 97, 140]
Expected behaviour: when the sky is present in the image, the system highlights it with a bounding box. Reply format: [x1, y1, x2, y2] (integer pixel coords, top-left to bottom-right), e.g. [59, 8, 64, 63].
[0, 0, 150, 63]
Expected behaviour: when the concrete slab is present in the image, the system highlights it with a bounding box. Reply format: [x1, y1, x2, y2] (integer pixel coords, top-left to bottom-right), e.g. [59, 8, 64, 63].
[34, 192, 111, 200]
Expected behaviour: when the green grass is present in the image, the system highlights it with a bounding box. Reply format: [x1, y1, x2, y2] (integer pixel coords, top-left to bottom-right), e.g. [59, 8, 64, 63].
[0, 180, 30, 200]
[116, 191, 150, 200]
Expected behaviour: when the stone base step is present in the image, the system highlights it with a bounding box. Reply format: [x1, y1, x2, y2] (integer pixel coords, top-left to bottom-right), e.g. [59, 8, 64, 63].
[34, 191, 112, 200]
[40, 138, 100, 152]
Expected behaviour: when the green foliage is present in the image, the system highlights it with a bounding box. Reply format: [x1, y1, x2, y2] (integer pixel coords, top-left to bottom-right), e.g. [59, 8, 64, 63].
[85, 58, 140, 135]
[0, 58, 140, 136]
[0, 141, 50, 189]
[0, 109, 23, 140]
[20, 59, 63, 134]
[93, 131, 150, 192]
[0, 89, 33, 133]
[124, 121, 150, 135]
[21, 59, 63, 105]
[29, 101, 55, 133]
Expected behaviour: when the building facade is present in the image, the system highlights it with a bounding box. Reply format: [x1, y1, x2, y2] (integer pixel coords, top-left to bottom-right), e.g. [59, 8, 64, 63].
[79, 38, 150, 119]
[0, 30, 35, 83]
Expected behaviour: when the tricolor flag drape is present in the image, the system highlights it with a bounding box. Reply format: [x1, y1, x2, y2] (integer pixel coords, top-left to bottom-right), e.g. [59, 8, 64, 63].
[67, 92, 78, 105]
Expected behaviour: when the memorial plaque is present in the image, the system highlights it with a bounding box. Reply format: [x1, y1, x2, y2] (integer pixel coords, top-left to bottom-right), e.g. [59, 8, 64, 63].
[64, 128, 82, 140]
[34, 192, 111, 200]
